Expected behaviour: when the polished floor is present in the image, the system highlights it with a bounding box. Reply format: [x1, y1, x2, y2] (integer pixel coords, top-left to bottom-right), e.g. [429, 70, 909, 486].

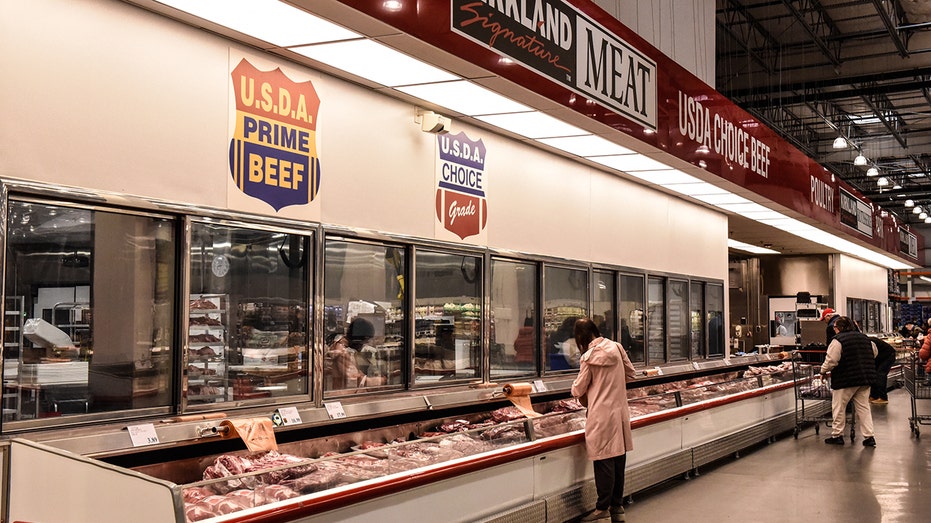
[578, 387, 931, 523]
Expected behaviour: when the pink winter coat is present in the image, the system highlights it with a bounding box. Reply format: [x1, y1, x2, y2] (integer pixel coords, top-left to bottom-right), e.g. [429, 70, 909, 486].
[571, 337, 638, 461]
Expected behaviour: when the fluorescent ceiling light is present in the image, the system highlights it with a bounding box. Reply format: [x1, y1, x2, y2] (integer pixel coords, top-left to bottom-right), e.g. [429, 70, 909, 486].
[630, 169, 702, 185]
[692, 193, 752, 206]
[589, 154, 671, 171]
[921, 276, 931, 283]
[847, 113, 892, 125]
[158, 0, 360, 47]
[662, 182, 726, 196]
[536, 135, 634, 157]
[396, 81, 530, 116]
[728, 239, 779, 255]
[717, 202, 775, 215]
[292, 40, 458, 87]
[474, 112, 587, 139]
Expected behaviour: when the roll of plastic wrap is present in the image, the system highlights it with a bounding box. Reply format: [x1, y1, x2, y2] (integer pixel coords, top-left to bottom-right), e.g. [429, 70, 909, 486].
[220, 418, 279, 452]
[501, 382, 540, 418]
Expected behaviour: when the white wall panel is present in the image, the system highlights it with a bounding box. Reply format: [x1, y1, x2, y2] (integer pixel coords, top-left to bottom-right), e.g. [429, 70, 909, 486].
[835, 254, 889, 306]
[600, 0, 716, 86]
[0, 0, 231, 206]
[483, 137, 593, 260]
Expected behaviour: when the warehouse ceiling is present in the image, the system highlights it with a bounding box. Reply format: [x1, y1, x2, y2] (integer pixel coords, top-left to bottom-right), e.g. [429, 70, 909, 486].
[716, 0, 931, 228]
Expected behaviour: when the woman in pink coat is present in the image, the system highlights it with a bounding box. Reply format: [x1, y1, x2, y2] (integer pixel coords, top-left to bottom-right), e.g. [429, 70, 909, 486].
[571, 318, 638, 522]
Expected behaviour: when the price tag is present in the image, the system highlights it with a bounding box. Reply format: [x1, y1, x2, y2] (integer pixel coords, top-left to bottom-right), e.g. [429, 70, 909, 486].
[277, 406, 302, 426]
[723, 358, 731, 366]
[532, 380, 547, 393]
[692, 361, 701, 370]
[127, 423, 160, 447]
[654, 366, 664, 376]
[324, 402, 346, 420]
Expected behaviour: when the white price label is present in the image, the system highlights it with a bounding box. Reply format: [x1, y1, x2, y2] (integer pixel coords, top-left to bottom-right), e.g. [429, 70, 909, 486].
[324, 402, 346, 420]
[532, 380, 547, 393]
[692, 361, 701, 370]
[277, 406, 302, 426]
[128, 423, 159, 447]
[655, 367, 664, 376]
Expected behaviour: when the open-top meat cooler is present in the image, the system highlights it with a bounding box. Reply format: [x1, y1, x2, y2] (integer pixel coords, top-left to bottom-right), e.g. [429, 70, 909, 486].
[4, 355, 797, 523]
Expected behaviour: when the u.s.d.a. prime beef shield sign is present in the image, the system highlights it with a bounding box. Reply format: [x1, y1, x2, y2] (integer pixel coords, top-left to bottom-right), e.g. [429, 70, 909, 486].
[452, 0, 657, 130]
[435, 132, 488, 241]
[229, 57, 321, 211]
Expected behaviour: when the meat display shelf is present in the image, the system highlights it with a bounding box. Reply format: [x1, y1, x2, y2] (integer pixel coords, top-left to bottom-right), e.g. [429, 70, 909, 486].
[5, 358, 798, 523]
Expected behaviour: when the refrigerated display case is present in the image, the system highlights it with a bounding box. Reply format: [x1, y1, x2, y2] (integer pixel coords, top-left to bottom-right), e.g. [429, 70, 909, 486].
[5, 355, 798, 523]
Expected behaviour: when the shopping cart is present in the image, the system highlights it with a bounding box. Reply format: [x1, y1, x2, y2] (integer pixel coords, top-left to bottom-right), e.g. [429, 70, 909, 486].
[903, 352, 931, 438]
[791, 350, 855, 440]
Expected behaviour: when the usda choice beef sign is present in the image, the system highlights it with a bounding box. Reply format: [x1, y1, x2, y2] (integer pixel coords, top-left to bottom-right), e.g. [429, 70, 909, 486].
[452, 0, 656, 130]
[436, 132, 487, 240]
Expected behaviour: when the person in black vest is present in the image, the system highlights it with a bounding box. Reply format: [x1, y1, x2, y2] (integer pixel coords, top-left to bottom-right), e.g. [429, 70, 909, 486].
[820, 316, 878, 446]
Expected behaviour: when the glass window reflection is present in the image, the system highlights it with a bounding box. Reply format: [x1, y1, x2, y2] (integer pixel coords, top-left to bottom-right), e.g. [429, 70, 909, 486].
[187, 222, 310, 407]
[648, 276, 665, 364]
[491, 259, 537, 378]
[706, 284, 725, 357]
[414, 251, 481, 384]
[620, 274, 645, 363]
[323, 239, 405, 395]
[668, 280, 689, 360]
[3, 201, 175, 422]
[544, 266, 588, 372]
[594, 271, 616, 341]
[690, 281, 704, 359]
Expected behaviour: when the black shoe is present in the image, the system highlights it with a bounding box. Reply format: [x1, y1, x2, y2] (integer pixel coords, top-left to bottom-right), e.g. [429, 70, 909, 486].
[862, 436, 876, 447]
[610, 506, 625, 522]
[824, 436, 845, 445]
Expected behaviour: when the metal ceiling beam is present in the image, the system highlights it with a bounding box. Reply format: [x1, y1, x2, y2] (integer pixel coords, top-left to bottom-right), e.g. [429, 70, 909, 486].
[717, 0, 782, 75]
[734, 78, 930, 107]
[871, 0, 910, 57]
[722, 66, 931, 99]
[860, 89, 909, 148]
[784, 0, 843, 66]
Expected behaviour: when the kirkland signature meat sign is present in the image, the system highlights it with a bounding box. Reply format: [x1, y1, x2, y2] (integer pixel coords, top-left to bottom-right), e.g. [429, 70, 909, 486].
[451, 0, 657, 130]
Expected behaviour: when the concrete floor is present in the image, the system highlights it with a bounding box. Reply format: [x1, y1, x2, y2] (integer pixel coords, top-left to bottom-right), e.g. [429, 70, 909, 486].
[582, 387, 931, 523]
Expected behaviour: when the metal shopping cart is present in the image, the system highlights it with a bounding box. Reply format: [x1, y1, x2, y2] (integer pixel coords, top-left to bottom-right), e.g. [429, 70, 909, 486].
[903, 352, 931, 438]
[791, 350, 855, 440]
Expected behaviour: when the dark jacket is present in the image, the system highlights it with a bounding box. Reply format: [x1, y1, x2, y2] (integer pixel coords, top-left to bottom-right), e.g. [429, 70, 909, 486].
[873, 337, 897, 371]
[829, 331, 878, 390]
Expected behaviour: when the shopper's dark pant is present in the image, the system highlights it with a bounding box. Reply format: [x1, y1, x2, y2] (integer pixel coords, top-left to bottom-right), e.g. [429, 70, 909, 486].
[593, 454, 627, 511]
[871, 358, 895, 400]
